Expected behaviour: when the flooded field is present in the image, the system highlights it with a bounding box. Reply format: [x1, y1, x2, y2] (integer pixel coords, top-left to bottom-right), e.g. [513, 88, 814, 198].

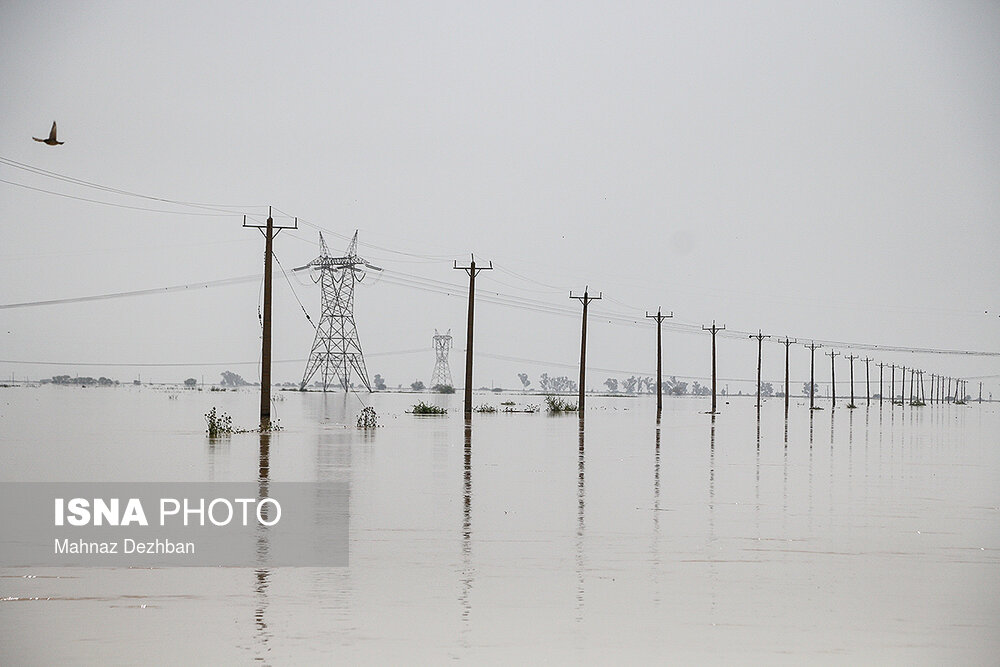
[1, 386, 998, 664]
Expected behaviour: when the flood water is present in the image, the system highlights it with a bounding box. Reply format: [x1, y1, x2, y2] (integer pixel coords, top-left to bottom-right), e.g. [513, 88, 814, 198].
[1, 386, 998, 664]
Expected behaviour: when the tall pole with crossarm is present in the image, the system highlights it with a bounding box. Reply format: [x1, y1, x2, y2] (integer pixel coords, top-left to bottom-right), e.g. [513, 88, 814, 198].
[749, 330, 771, 411]
[454, 256, 492, 418]
[646, 307, 673, 417]
[571, 288, 601, 415]
[703, 321, 726, 414]
[782, 337, 795, 416]
[244, 207, 297, 429]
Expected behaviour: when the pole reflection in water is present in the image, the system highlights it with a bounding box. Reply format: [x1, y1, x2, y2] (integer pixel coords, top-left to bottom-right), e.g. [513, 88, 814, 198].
[461, 419, 472, 630]
[652, 423, 661, 606]
[783, 416, 789, 526]
[576, 415, 586, 621]
[755, 412, 761, 535]
[708, 414, 717, 620]
[255, 430, 272, 661]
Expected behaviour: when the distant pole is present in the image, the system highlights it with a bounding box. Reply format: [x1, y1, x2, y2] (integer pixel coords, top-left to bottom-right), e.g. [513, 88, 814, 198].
[782, 337, 795, 416]
[846, 353, 858, 407]
[980, 382, 983, 403]
[878, 362, 885, 404]
[702, 321, 726, 414]
[570, 288, 602, 415]
[863, 357, 872, 404]
[900, 366, 907, 403]
[244, 207, 297, 429]
[947, 376, 952, 403]
[805, 341, 821, 410]
[645, 307, 673, 417]
[827, 350, 840, 408]
[749, 330, 771, 411]
[454, 256, 493, 418]
[890, 365, 895, 406]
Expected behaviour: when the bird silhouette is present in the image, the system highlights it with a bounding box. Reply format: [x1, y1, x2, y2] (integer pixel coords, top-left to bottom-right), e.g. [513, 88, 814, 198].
[33, 121, 64, 145]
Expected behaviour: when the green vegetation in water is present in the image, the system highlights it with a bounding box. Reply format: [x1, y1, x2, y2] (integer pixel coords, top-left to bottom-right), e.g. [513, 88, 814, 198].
[432, 384, 455, 394]
[500, 400, 516, 406]
[357, 406, 379, 428]
[411, 401, 447, 415]
[204, 406, 282, 436]
[910, 400, 926, 407]
[847, 403, 857, 409]
[474, 404, 497, 413]
[545, 395, 578, 413]
[205, 406, 233, 437]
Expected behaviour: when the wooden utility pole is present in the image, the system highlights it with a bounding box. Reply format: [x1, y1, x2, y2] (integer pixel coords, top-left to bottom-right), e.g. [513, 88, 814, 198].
[782, 337, 795, 416]
[827, 350, 840, 408]
[900, 366, 907, 403]
[845, 353, 858, 407]
[890, 365, 896, 406]
[645, 307, 673, 416]
[570, 288, 601, 415]
[862, 357, 872, 404]
[980, 382, 983, 403]
[244, 207, 296, 429]
[749, 330, 771, 411]
[702, 321, 726, 414]
[454, 257, 493, 418]
[878, 362, 885, 404]
[805, 341, 822, 410]
[947, 376, 952, 402]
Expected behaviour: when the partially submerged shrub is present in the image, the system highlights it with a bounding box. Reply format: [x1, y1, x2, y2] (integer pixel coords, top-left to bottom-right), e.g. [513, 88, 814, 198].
[205, 407, 233, 437]
[474, 404, 497, 413]
[545, 395, 578, 413]
[412, 401, 447, 415]
[357, 406, 379, 428]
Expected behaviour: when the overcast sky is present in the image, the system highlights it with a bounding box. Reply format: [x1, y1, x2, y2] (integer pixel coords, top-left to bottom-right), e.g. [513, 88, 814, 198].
[1, 1, 998, 393]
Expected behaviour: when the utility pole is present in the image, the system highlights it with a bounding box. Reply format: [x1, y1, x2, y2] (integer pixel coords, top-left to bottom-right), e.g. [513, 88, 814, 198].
[805, 341, 822, 410]
[900, 366, 907, 404]
[749, 330, 771, 411]
[890, 365, 895, 406]
[645, 307, 673, 417]
[846, 353, 858, 407]
[244, 207, 297, 429]
[454, 256, 493, 418]
[702, 321, 726, 414]
[878, 362, 885, 404]
[570, 287, 601, 416]
[863, 357, 872, 405]
[781, 337, 795, 416]
[827, 350, 840, 408]
[947, 376, 952, 403]
[980, 382, 983, 403]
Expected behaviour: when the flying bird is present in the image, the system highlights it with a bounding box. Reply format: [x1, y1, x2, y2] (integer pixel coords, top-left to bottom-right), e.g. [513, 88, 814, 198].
[33, 121, 64, 145]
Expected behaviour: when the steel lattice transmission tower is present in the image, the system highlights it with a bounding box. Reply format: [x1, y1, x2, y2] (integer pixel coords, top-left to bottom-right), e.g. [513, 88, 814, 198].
[430, 329, 454, 388]
[300, 231, 381, 392]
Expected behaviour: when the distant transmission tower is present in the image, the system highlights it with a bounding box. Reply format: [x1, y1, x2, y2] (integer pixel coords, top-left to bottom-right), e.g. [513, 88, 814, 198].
[430, 329, 454, 387]
[300, 231, 381, 392]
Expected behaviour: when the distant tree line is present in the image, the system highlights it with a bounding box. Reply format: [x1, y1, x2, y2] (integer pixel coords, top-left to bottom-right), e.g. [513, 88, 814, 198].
[46, 375, 117, 386]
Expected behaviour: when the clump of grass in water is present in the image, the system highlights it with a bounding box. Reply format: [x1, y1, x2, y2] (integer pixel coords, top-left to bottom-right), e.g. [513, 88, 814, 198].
[412, 401, 447, 415]
[545, 395, 578, 413]
[357, 406, 379, 428]
[474, 404, 497, 413]
[205, 406, 233, 437]
[205, 407, 282, 435]
[500, 400, 516, 406]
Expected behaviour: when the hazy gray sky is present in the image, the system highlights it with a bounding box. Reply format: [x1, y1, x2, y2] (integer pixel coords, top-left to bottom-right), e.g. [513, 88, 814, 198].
[1, 1, 998, 392]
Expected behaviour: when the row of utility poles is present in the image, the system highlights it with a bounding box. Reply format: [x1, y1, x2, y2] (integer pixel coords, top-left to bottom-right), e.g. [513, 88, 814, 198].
[248, 230, 980, 427]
